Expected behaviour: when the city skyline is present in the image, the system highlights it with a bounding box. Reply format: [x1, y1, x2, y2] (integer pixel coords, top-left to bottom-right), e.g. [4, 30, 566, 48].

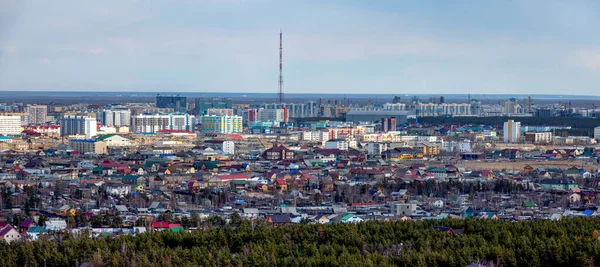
[1, 0, 600, 95]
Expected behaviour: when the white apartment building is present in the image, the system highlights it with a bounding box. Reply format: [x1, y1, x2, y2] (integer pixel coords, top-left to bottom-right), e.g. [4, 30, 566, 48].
[257, 108, 287, 123]
[301, 131, 330, 144]
[60, 115, 97, 138]
[594, 126, 600, 141]
[27, 105, 48, 124]
[325, 139, 349, 150]
[367, 143, 387, 155]
[98, 109, 131, 127]
[503, 120, 521, 143]
[222, 141, 235, 155]
[132, 114, 195, 133]
[0, 115, 22, 135]
[201, 115, 242, 133]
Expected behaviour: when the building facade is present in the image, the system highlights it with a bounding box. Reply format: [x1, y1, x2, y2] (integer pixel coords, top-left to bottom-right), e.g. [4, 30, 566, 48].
[132, 114, 195, 133]
[525, 132, 553, 144]
[60, 116, 97, 138]
[69, 139, 108, 154]
[256, 108, 288, 123]
[222, 141, 235, 155]
[98, 109, 131, 127]
[0, 115, 21, 135]
[201, 115, 242, 134]
[27, 105, 47, 124]
[156, 95, 187, 113]
[503, 120, 521, 143]
[194, 98, 233, 115]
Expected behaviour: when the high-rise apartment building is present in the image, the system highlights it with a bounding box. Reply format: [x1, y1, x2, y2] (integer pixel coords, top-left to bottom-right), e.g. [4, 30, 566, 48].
[503, 120, 521, 143]
[253, 102, 318, 118]
[0, 115, 22, 135]
[194, 98, 233, 115]
[132, 113, 195, 133]
[27, 105, 47, 124]
[60, 116, 97, 138]
[97, 109, 131, 127]
[201, 115, 242, 133]
[381, 117, 397, 133]
[156, 95, 187, 113]
[594, 126, 600, 141]
[256, 108, 288, 123]
[206, 108, 234, 116]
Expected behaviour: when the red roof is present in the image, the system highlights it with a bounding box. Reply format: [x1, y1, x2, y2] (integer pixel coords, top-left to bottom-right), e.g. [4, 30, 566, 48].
[228, 134, 243, 140]
[276, 179, 287, 185]
[217, 173, 250, 181]
[152, 221, 170, 228]
[158, 130, 193, 133]
[99, 160, 122, 168]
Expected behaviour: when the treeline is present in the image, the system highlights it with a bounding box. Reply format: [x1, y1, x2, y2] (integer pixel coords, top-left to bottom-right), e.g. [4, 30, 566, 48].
[3, 218, 600, 266]
[418, 116, 600, 129]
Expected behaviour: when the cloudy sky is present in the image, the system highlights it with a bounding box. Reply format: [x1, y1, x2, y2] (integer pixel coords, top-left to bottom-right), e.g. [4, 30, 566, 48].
[1, 0, 600, 95]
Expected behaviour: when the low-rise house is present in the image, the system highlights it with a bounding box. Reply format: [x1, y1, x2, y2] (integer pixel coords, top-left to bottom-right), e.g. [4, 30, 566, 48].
[340, 214, 364, 223]
[45, 219, 67, 231]
[0, 225, 20, 243]
[275, 179, 288, 191]
[242, 208, 261, 219]
[267, 214, 291, 226]
[26, 226, 48, 240]
[104, 183, 131, 197]
[540, 179, 579, 191]
[314, 215, 330, 224]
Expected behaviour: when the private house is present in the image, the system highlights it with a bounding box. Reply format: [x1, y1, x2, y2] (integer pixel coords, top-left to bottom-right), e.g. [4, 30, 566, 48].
[540, 179, 579, 191]
[340, 214, 364, 223]
[267, 214, 291, 226]
[26, 226, 48, 241]
[262, 144, 295, 161]
[104, 183, 131, 197]
[522, 201, 539, 210]
[0, 225, 20, 243]
[274, 179, 288, 191]
[314, 215, 330, 224]
[349, 168, 384, 182]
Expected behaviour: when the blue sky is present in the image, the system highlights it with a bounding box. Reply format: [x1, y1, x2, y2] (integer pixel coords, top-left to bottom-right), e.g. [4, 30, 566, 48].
[1, 0, 600, 95]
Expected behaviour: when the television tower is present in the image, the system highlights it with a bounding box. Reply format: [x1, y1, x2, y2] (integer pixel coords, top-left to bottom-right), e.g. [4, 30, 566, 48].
[278, 30, 284, 104]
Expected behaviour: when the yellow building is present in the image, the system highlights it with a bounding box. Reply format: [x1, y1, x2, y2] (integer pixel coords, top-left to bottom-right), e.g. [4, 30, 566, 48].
[69, 139, 107, 154]
[201, 115, 242, 133]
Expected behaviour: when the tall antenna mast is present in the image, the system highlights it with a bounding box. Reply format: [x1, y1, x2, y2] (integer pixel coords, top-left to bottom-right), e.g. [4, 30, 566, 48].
[278, 30, 284, 104]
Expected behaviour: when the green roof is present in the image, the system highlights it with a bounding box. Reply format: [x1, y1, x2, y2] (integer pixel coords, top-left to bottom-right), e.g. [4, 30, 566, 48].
[97, 134, 130, 141]
[341, 214, 356, 221]
[170, 227, 184, 233]
[27, 226, 48, 233]
[523, 201, 537, 207]
[122, 175, 140, 184]
[93, 166, 105, 172]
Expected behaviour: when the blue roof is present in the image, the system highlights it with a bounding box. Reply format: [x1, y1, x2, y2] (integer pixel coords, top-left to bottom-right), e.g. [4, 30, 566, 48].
[582, 210, 594, 216]
[70, 139, 97, 143]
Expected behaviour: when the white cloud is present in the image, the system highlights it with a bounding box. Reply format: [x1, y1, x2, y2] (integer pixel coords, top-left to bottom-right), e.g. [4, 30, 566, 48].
[572, 50, 600, 71]
[89, 47, 107, 54]
[40, 57, 50, 64]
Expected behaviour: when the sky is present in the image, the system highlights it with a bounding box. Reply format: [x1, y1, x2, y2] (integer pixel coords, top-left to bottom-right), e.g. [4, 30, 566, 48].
[1, 0, 600, 95]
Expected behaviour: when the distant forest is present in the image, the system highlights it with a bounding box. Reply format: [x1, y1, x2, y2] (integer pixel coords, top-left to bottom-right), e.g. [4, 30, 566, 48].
[418, 116, 600, 137]
[3, 217, 600, 267]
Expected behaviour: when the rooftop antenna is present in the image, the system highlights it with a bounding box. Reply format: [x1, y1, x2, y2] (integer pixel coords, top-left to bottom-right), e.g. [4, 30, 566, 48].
[278, 29, 284, 104]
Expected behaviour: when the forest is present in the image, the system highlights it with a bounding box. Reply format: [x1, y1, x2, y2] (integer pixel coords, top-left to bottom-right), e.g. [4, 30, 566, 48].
[2, 217, 600, 267]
